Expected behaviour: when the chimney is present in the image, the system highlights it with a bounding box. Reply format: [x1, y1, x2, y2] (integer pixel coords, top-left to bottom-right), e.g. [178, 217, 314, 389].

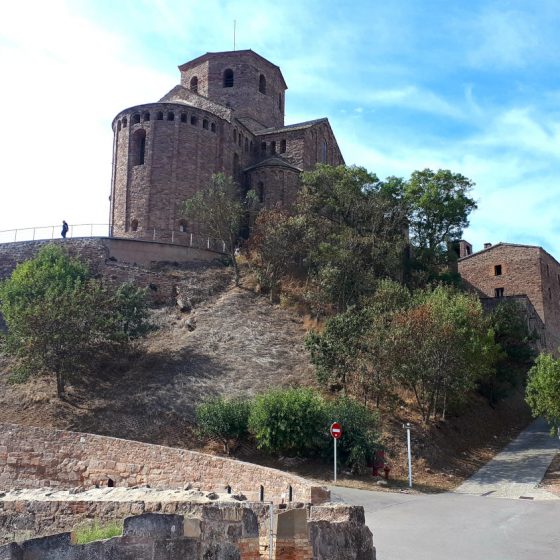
[484, 243, 492, 249]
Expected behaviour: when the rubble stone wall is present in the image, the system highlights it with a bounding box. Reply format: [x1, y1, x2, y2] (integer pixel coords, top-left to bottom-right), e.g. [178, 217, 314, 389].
[0, 424, 329, 505]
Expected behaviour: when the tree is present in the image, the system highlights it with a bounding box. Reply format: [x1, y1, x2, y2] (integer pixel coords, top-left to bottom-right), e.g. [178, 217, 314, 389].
[526, 354, 560, 435]
[196, 397, 251, 454]
[404, 169, 477, 283]
[181, 173, 246, 285]
[0, 245, 151, 397]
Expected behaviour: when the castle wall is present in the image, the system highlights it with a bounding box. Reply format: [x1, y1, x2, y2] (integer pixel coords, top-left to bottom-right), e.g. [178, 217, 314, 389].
[0, 423, 329, 505]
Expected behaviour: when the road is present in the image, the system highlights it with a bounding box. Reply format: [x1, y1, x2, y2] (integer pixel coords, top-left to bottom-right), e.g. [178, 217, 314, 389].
[331, 486, 560, 560]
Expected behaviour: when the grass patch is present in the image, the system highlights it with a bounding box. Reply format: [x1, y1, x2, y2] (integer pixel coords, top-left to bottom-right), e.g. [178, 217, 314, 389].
[73, 520, 123, 544]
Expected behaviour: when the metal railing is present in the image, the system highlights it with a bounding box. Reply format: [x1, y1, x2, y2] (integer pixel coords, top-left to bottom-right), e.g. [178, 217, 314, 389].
[0, 224, 227, 254]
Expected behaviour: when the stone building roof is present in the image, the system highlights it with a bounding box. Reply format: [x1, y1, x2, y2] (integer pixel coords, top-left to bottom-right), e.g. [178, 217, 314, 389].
[244, 156, 302, 173]
[459, 242, 560, 267]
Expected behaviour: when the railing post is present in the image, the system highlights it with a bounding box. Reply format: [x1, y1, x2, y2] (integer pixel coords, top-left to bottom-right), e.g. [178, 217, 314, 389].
[190, 233, 193, 247]
[51, 226, 55, 239]
[14, 229, 17, 242]
[91, 224, 93, 236]
[32, 227, 36, 241]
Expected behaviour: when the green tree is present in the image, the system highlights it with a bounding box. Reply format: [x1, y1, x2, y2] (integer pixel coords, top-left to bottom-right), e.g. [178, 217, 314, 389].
[248, 388, 326, 455]
[0, 245, 151, 397]
[404, 168, 477, 283]
[181, 173, 246, 285]
[526, 353, 560, 435]
[196, 397, 251, 454]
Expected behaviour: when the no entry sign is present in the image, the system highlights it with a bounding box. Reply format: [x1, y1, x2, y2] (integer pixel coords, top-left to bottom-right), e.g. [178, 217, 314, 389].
[330, 422, 343, 439]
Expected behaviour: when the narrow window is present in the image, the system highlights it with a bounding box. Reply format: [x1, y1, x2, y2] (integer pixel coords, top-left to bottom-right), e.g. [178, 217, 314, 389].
[280, 139, 286, 153]
[211, 122, 216, 133]
[257, 181, 264, 203]
[191, 115, 198, 126]
[223, 68, 234, 87]
[167, 111, 174, 121]
[181, 113, 187, 123]
[117, 121, 122, 131]
[203, 119, 209, 130]
[190, 76, 198, 93]
[132, 114, 140, 125]
[495, 287, 504, 298]
[250, 141, 253, 152]
[321, 140, 327, 163]
[122, 117, 128, 128]
[238, 134, 242, 147]
[233, 129, 237, 142]
[233, 153, 239, 176]
[131, 219, 138, 232]
[494, 265, 502, 276]
[261, 142, 266, 154]
[157, 111, 163, 120]
[132, 129, 146, 166]
[259, 74, 267, 94]
[270, 141, 276, 154]
[244, 138, 249, 152]
[179, 220, 188, 233]
[143, 112, 150, 122]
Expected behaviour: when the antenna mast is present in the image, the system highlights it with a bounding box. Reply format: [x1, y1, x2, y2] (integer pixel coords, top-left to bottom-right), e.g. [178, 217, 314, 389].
[233, 20, 236, 51]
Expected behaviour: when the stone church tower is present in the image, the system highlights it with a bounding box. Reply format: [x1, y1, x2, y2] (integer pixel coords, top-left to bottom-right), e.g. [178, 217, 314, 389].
[109, 50, 344, 241]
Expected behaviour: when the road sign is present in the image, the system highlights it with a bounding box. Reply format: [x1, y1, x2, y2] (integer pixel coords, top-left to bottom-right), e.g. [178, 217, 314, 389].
[330, 422, 343, 439]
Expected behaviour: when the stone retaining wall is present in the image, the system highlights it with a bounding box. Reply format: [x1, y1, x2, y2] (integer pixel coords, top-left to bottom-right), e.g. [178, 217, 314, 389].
[0, 424, 329, 505]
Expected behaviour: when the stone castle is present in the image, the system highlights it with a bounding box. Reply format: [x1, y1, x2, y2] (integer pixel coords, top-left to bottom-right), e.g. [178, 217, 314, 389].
[109, 49, 344, 241]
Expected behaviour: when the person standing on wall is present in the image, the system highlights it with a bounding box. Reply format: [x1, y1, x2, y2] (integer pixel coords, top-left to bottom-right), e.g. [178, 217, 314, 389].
[61, 220, 69, 239]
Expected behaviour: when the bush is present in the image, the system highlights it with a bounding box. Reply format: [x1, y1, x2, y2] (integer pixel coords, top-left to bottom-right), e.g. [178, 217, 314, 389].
[323, 397, 380, 474]
[526, 353, 560, 435]
[196, 397, 250, 454]
[248, 388, 325, 456]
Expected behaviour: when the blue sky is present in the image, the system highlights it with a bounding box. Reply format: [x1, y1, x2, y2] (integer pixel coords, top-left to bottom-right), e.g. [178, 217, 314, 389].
[1, 0, 559, 254]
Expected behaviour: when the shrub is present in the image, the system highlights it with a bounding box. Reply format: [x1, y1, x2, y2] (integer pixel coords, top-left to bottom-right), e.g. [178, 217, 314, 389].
[323, 397, 380, 474]
[248, 388, 325, 456]
[196, 397, 250, 454]
[526, 353, 560, 435]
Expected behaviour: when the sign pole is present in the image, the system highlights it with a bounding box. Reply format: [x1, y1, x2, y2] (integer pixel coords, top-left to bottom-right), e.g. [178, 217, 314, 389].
[334, 437, 337, 482]
[405, 423, 412, 488]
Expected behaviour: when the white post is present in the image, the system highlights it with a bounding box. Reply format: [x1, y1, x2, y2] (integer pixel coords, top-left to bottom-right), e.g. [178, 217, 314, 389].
[190, 233, 193, 246]
[334, 437, 337, 483]
[207, 237, 210, 249]
[153, 228, 156, 241]
[14, 229, 17, 242]
[90, 223, 93, 237]
[171, 231, 174, 244]
[406, 423, 412, 488]
[51, 226, 55, 239]
[32, 228, 36, 241]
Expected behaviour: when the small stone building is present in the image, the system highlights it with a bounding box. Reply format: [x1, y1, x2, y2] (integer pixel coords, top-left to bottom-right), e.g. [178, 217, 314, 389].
[458, 242, 560, 353]
[109, 50, 344, 241]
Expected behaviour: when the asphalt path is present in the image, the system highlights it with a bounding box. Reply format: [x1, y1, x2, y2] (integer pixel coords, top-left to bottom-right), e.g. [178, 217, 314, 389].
[331, 486, 560, 560]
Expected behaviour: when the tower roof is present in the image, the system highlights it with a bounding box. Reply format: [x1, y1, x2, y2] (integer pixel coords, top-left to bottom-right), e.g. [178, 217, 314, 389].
[178, 49, 288, 90]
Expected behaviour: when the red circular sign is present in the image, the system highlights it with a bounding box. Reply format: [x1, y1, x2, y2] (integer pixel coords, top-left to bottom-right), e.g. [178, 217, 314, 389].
[330, 422, 343, 439]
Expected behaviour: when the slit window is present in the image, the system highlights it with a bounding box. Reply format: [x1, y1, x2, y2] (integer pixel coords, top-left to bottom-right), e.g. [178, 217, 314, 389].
[280, 139, 286, 153]
[131, 219, 138, 232]
[259, 74, 266, 94]
[203, 119, 209, 130]
[495, 287, 504, 298]
[233, 129, 237, 142]
[143, 112, 150, 122]
[179, 220, 188, 233]
[122, 117, 127, 128]
[211, 122, 216, 132]
[132, 129, 146, 166]
[190, 76, 198, 93]
[167, 111, 174, 121]
[321, 140, 327, 162]
[181, 113, 187, 123]
[244, 138, 249, 152]
[223, 68, 234, 87]
[132, 114, 140, 125]
[270, 141, 276, 154]
[261, 142, 266, 154]
[494, 265, 502, 276]
[257, 181, 264, 203]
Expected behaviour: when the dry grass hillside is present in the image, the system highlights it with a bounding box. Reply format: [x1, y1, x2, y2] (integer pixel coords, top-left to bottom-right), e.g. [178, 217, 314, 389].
[0, 263, 533, 491]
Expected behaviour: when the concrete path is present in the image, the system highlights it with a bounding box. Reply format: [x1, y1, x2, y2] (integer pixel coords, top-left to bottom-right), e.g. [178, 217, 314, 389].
[454, 417, 560, 500]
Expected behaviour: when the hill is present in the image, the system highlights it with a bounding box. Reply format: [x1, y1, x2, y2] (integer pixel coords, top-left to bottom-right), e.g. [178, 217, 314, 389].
[0, 264, 533, 491]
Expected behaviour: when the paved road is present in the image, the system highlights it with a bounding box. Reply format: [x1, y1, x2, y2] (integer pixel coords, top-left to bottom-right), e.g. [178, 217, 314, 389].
[332, 486, 560, 560]
[331, 419, 560, 559]
[454, 417, 560, 499]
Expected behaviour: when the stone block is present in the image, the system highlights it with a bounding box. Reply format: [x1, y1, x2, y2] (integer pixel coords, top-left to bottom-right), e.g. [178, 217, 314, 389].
[123, 513, 184, 539]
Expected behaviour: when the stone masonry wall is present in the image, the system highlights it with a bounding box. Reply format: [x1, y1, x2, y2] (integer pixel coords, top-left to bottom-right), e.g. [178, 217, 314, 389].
[0, 423, 329, 505]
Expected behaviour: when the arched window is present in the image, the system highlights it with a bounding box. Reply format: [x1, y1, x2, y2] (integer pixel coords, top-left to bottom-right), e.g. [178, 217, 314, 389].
[321, 140, 328, 163]
[259, 74, 266, 94]
[179, 220, 188, 233]
[280, 139, 286, 153]
[132, 129, 146, 166]
[233, 153, 239, 176]
[117, 121, 122, 131]
[261, 142, 266, 154]
[190, 76, 198, 93]
[167, 111, 174, 121]
[122, 117, 128, 128]
[257, 181, 264, 203]
[181, 113, 187, 123]
[131, 219, 138, 232]
[191, 115, 198, 126]
[211, 122, 216, 132]
[223, 68, 234, 88]
[270, 141, 276, 154]
[203, 119, 209, 130]
[132, 114, 140, 125]
[156, 111, 163, 120]
[143, 112, 150, 122]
